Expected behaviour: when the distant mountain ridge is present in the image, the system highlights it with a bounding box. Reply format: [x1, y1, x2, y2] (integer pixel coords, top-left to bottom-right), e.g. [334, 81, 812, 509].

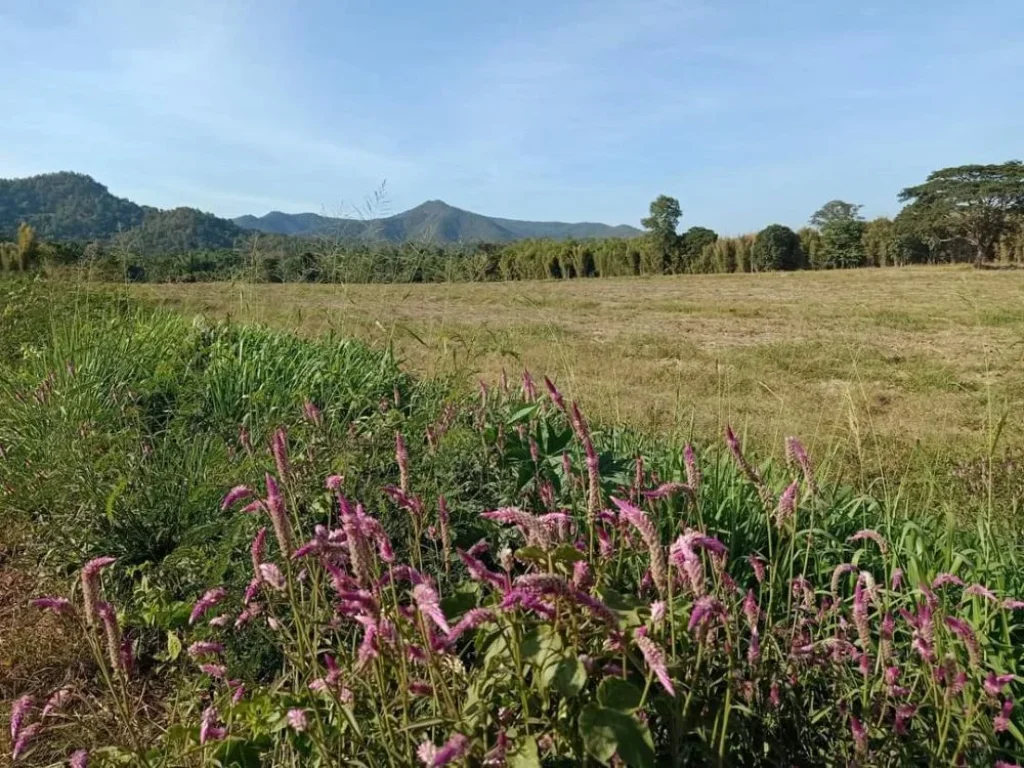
[0, 172, 640, 252]
[233, 200, 641, 243]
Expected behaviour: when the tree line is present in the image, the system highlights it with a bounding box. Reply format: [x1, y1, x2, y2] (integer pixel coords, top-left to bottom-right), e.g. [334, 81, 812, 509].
[3, 161, 1023, 283]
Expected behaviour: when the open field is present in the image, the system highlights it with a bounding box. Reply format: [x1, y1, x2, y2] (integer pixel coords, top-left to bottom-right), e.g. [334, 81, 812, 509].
[134, 266, 1024, 482]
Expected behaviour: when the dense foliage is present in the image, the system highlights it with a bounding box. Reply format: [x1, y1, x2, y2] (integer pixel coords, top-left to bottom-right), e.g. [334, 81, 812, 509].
[3, 164, 1024, 283]
[2, 284, 1023, 766]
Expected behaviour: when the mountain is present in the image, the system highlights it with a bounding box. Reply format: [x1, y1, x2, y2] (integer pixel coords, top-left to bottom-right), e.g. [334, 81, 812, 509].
[0, 172, 244, 254]
[233, 200, 641, 243]
[0, 172, 148, 240]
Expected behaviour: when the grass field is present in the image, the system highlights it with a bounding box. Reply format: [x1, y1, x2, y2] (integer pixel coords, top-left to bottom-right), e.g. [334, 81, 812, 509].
[134, 266, 1024, 484]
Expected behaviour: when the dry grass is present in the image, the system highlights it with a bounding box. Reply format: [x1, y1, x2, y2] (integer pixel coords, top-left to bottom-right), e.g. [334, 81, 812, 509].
[131, 265, 1024, 480]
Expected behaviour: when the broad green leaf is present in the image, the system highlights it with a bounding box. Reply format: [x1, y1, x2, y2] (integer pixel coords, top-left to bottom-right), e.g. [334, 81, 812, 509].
[550, 544, 587, 564]
[551, 656, 588, 698]
[579, 705, 655, 768]
[515, 546, 548, 564]
[166, 631, 182, 661]
[508, 735, 541, 768]
[598, 677, 642, 711]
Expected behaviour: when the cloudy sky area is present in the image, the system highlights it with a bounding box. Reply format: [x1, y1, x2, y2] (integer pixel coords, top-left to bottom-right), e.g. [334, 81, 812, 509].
[0, 0, 1021, 232]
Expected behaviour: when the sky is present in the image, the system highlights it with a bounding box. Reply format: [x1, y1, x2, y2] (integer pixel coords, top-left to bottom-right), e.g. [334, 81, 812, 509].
[0, 0, 1022, 233]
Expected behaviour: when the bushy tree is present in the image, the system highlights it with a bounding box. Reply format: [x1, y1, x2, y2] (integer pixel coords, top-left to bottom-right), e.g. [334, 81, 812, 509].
[810, 200, 863, 228]
[898, 161, 1024, 265]
[798, 227, 824, 269]
[641, 195, 682, 272]
[679, 226, 717, 272]
[751, 224, 804, 271]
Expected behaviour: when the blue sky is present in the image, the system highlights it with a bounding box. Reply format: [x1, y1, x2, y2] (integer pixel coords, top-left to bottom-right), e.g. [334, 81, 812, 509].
[0, 0, 1021, 233]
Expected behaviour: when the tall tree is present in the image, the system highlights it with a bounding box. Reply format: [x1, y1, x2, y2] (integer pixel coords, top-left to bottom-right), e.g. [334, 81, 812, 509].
[679, 226, 717, 272]
[641, 195, 682, 273]
[809, 200, 863, 228]
[751, 224, 804, 271]
[898, 161, 1024, 265]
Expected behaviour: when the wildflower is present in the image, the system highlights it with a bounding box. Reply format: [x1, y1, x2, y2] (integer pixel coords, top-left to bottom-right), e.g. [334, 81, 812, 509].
[891, 568, 904, 591]
[853, 577, 873, 653]
[748, 627, 761, 665]
[10, 695, 32, 742]
[438, 495, 452, 565]
[612, 497, 667, 596]
[188, 641, 225, 659]
[481, 507, 552, 549]
[775, 480, 798, 528]
[742, 590, 759, 629]
[635, 630, 675, 696]
[189, 587, 227, 625]
[500, 589, 557, 620]
[985, 673, 1015, 697]
[688, 595, 726, 634]
[271, 426, 290, 479]
[303, 399, 322, 426]
[651, 600, 666, 625]
[571, 402, 602, 521]
[483, 731, 509, 767]
[412, 583, 450, 634]
[430, 733, 469, 767]
[944, 616, 980, 667]
[995, 699, 1014, 733]
[725, 427, 772, 507]
[96, 602, 124, 674]
[932, 573, 965, 590]
[1002, 599, 1024, 610]
[287, 709, 308, 732]
[850, 716, 867, 755]
[573, 560, 593, 590]
[895, 704, 916, 735]
[769, 682, 781, 708]
[446, 608, 495, 644]
[264, 474, 293, 557]
[259, 563, 286, 591]
[995, 763, 1023, 768]
[221, 485, 252, 510]
[243, 577, 261, 604]
[12, 722, 41, 761]
[30, 597, 74, 616]
[683, 443, 701, 491]
[830, 564, 857, 595]
[200, 664, 227, 678]
[70, 750, 89, 768]
[199, 706, 226, 744]
[544, 376, 566, 412]
[235, 602, 261, 628]
[80, 556, 116, 626]
[456, 548, 507, 591]
[749, 555, 767, 584]
[785, 436, 817, 494]
[641, 482, 691, 501]
[880, 612, 895, 661]
[848, 529, 888, 554]
[963, 584, 998, 602]
[326, 474, 344, 491]
[41, 689, 70, 720]
[396, 432, 410, 493]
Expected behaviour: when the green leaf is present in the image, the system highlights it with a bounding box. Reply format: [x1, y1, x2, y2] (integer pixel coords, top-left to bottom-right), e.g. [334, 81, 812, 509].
[551, 656, 588, 698]
[105, 475, 128, 523]
[550, 544, 587, 564]
[515, 546, 548, 564]
[509, 404, 540, 423]
[598, 678, 642, 711]
[508, 735, 541, 768]
[166, 631, 182, 661]
[440, 582, 480, 619]
[579, 705, 655, 768]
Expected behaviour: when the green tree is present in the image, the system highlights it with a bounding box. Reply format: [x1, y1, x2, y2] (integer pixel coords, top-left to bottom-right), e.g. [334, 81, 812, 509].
[751, 224, 804, 271]
[679, 226, 718, 272]
[810, 200, 863, 228]
[641, 195, 682, 273]
[798, 227, 825, 269]
[862, 217, 898, 267]
[898, 161, 1024, 265]
[821, 219, 866, 268]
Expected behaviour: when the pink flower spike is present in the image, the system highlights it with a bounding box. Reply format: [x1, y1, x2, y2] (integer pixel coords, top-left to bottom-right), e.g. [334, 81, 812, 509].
[412, 583, 451, 634]
[199, 664, 227, 679]
[187, 641, 225, 659]
[995, 699, 1014, 733]
[848, 529, 888, 554]
[31, 597, 74, 616]
[963, 584, 998, 602]
[199, 706, 226, 745]
[287, 708, 308, 732]
[271, 426, 290, 479]
[10, 694, 32, 741]
[891, 568, 904, 591]
[221, 485, 252, 510]
[1002, 599, 1024, 610]
[12, 722, 41, 761]
[985, 673, 1016, 697]
[850, 716, 867, 754]
[189, 587, 227, 625]
[431, 733, 470, 767]
[650, 600, 666, 625]
[259, 563, 286, 591]
[70, 750, 89, 768]
[932, 573, 965, 590]
[543, 376, 566, 412]
[635, 632, 675, 696]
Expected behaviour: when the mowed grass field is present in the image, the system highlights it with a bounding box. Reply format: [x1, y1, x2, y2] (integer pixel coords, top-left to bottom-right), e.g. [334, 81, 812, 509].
[133, 265, 1024, 484]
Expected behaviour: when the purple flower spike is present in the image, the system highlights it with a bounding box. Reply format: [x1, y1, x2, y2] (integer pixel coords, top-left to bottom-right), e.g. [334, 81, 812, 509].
[431, 733, 469, 767]
[848, 529, 888, 554]
[221, 485, 253, 510]
[189, 587, 227, 625]
[31, 597, 74, 616]
[985, 672, 1015, 697]
[70, 750, 89, 768]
